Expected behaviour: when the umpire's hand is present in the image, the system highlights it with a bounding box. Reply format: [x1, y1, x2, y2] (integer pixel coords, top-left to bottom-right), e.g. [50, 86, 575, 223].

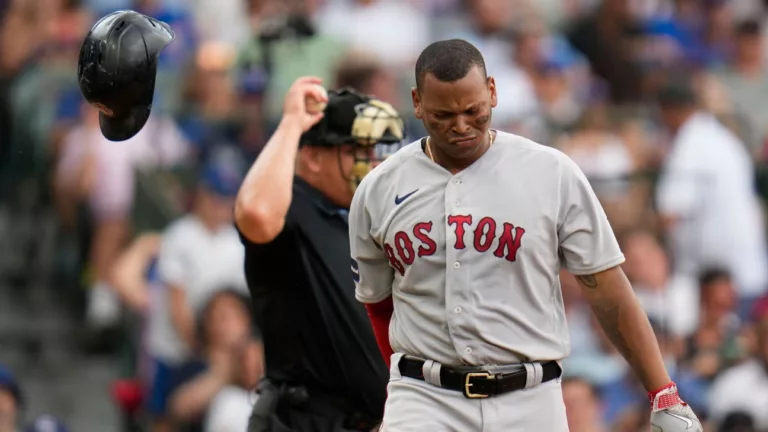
[282, 76, 328, 132]
[649, 383, 703, 431]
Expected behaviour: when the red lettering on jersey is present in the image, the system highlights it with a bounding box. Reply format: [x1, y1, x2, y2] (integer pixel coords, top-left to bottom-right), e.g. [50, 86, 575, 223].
[384, 243, 405, 275]
[394, 231, 415, 265]
[447, 215, 472, 249]
[473, 217, 497, 252]
[493, 223, 526, 262]
[413, 222, 437, 257]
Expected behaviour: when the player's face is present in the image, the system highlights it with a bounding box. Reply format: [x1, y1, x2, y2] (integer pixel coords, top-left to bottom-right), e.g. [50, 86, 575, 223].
[412, 65, 497, 161]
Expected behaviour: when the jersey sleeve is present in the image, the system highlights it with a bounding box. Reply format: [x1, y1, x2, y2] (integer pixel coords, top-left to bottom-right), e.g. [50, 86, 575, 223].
[557, 156, 625, 275]
[349, 177, 394, 304]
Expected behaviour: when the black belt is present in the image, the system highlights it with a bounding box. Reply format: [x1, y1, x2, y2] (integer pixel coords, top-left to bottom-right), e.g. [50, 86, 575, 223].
[398, 356, 562, 399]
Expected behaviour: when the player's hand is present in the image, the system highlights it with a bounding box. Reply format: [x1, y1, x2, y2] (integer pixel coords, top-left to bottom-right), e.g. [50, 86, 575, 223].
[648, 382, 703, 431]
[282, 76, 327, 132]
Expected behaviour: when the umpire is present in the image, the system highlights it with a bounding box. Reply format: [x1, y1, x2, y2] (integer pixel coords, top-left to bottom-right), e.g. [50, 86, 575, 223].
[234, 77, 405, 432]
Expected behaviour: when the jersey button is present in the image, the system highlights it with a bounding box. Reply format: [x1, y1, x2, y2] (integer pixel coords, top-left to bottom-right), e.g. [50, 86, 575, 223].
[453, 262, 460, 268]
[453, 179, 461, 185]
[465, 347, 473, 354]
[454, 306, 462, 313]
[454, 201, 460, 206]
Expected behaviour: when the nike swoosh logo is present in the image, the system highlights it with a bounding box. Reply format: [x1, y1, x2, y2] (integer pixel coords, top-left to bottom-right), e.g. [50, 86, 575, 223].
[666, 412, 693, 429]
[395, 189, 418, 205]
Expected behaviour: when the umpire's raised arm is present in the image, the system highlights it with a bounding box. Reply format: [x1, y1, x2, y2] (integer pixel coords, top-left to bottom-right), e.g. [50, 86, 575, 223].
[235, 77, 328, 244]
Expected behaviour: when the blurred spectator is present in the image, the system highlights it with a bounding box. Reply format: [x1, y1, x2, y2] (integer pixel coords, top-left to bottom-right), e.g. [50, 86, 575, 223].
[178, 42, 247, 160]
[566, 0, 645, 103]
[708, 314, 768, 430]
[148, 158, 248, 431]
[23, 415, 70, 432]
[619, 230, 671, 325]
[562, 376, 608, 432]
[710, 19, 768, 160]
[130, 0, 198, 71]
[53, 102, 191, 336]
[680, 269, 747, 381]
[316, 0, 429, 69]
[564, 315, 629, 388]
[187, 0, 249, 47]
[655, 77, 768, 323]
[331, 48, 426, 144]
[168, 290, 263, 431]
[110, 233, 162, 314]
[557, 106, 635, 210]
[0, 364, 21, 432]
[237, 0, 349, 128]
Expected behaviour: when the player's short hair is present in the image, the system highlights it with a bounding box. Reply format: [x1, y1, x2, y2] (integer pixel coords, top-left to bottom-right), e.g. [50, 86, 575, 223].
[414, 39, 487, 91]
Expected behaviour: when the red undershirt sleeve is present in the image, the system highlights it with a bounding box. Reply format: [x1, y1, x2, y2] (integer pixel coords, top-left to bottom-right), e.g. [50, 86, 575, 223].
[365, 296, 394, 368]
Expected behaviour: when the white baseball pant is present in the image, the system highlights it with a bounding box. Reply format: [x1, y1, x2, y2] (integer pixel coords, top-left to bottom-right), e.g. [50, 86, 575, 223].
[379, 353, 569, 432]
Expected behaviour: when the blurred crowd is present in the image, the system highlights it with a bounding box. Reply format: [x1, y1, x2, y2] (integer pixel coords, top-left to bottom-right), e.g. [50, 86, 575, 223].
[3, 0, 768, 431]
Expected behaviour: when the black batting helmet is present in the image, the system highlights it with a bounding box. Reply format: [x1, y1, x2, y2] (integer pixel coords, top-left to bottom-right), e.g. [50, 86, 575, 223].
[77, 10, 175, 141]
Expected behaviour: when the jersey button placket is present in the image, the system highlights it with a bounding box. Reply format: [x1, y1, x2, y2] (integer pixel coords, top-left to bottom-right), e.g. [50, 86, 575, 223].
[444, 179, 462, 356]
[446, 177, 472, 361]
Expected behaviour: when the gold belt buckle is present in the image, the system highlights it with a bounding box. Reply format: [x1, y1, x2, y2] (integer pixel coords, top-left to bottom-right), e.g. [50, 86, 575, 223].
[463, 372, 494, 399]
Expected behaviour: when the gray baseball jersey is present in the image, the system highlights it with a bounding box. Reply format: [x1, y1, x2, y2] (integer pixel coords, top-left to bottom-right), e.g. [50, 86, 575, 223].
[349, 130, 625, 367]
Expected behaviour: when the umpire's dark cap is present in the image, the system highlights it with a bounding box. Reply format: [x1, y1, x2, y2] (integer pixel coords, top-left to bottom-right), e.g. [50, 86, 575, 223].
[78, 10, 175, 141]
[300, 88, 404, 148]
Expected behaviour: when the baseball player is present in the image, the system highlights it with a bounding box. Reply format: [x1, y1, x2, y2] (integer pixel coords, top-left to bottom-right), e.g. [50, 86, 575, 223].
[349, 39, 702, 431]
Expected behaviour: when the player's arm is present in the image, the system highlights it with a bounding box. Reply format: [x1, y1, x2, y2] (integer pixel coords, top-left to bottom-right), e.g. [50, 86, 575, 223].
[574, 267, 670, 391]
[558, 155, 669, 390]
[235, 77, 327, 244]
[349, 177, 396, 367]
[558, 155, 701, 430]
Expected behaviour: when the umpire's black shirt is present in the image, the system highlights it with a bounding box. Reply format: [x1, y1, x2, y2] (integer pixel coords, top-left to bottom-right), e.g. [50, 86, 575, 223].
[238, 176, 388, 419]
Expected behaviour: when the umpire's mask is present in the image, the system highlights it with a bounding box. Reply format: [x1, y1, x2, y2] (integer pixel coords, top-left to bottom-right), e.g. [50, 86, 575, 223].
[77, 10, 175, 141]
[300, 88, 405, 193]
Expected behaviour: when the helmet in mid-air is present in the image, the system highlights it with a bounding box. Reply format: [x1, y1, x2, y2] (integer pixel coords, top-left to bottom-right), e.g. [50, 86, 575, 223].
[77, 10, 175, 141]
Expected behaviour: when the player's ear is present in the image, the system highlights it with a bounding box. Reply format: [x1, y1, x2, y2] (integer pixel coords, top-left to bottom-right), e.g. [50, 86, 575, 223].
[487, 76, 498, 108]
[411, 87, 423, 119]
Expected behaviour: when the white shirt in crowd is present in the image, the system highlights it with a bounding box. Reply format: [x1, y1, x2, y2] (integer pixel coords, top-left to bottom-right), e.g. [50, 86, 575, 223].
[204, 386, 256, 432]
[656, 112, 768, 298]
[150, 215, 248, 364]
[315, 0, 430, 68]
[708, 358, 768, 430]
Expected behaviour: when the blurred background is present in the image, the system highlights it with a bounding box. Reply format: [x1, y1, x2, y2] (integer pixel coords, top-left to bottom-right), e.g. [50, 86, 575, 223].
[3, 0, 768, 431]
